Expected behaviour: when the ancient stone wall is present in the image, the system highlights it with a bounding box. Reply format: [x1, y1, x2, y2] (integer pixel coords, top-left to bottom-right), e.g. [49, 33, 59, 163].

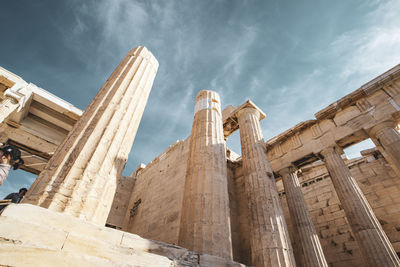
[227, 160, 252, 266]
[122, 139, 190, 245]
[119, 136, 254, 263]
[106, 176, 135, 229]
[275, 149, 400, 267]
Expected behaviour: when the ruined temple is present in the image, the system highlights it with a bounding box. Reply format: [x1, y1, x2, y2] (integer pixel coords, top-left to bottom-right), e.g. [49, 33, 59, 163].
[0, 47, 399, 267]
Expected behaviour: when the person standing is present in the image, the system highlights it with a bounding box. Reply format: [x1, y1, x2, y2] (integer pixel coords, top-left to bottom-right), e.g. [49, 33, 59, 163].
[0, 148, 11, 186]
[0, 188, 28, 211]
[0, 145, 24, 186]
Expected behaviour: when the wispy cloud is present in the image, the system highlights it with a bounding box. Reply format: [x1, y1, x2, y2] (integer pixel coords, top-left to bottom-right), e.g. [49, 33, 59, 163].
[2, 0, 399, 189]
[330, 0, 400, 87]
[210, 25, 259, 98]
[262, 0, 400, 141]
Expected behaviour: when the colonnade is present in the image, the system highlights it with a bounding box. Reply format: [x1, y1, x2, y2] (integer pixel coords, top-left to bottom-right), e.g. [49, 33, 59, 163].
[180, 89, 400, 267]
[2, 49, 400, 266]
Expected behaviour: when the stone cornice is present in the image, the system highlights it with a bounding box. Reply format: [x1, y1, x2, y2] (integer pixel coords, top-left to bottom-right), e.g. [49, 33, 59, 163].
[266, 64, 400, 147]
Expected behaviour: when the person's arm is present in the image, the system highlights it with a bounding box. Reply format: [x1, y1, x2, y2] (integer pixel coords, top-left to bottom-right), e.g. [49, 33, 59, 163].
[0, 164, 11, 186]
[0, 153, 11, 186]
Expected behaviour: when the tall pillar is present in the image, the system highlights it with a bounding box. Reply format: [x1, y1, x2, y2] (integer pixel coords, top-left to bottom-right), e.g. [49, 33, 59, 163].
[237, 103, 296, 267]
[23, 46, 159, 225]
[279, 167, 328, 267]
[321, 146, 400, 267]
[178, 90, 232, 260]
[368, 120, 400, 176]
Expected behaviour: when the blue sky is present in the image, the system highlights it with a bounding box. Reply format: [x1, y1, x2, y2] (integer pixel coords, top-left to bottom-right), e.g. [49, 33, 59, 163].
[1, 0, 400, 197]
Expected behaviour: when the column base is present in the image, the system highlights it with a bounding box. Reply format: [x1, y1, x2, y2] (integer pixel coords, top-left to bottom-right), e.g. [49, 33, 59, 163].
[0, 204, 246, 267]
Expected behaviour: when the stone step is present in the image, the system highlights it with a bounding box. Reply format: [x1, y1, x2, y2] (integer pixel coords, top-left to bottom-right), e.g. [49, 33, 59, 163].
[0, 204, 247, 267]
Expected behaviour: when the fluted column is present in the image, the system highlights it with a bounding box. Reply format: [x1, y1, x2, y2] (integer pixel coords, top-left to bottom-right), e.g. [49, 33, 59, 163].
[368, 120, 400, 176]
[279, 167, 328, 267]
[237, 106, 295, 267]
[23, 46, 159, 225]
[321, 146, 400, 267]
[178, 90, 233, 260]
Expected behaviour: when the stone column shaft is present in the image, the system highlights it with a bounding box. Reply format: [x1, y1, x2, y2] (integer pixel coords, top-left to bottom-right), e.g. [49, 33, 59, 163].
[24, 47, 158, 225]
[321, 146, 400, 267]
[178, 90, 233, 260]
[369, 121, 400, 176]
[237, 106, 296, 267]
[279, 168, 328, 267]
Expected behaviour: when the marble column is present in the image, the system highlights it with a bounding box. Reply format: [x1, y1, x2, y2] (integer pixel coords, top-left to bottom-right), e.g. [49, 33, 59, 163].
[178, 90, 232, 260]
[279, 167, 328, 267]
[368, 120, 400, 176]
[237, 104, 296, 267]
[321, 146, 400, 267]
[23, 46, 159, 225]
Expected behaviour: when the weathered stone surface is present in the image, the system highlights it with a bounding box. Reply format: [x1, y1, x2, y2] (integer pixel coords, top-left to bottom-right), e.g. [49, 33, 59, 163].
[235, 102, 296, 267]
[23, 46, 159, 225]
[122, 139, 190, 245]
[273, 149, 400, 267]
[0, 216, 68, 250]
[265, 64, 400, 174]
[321, 146, 399, 267]
[1, 44, 400, 267]
[106, 175, 136, 229]
[0, 69, 82, 175]
[368, 120, 400, 176]
[279, 167, 328, 267]
[227, 159, 252, 266]
[0, 245, 115, 267]
[179, 90, 233, 259]
[0, 204, 246, 267]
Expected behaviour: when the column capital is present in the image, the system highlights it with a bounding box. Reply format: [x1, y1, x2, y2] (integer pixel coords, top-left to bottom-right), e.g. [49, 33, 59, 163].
[222, 100, 265, 139]
[320, 145, 343, 158]
[234, 100, 266, 121]
[367, 120, 397, 138]
[278, 166, 297, 176]
[237, 106, 260, 120]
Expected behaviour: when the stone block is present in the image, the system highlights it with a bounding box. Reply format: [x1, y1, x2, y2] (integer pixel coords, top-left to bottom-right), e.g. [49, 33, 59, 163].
[369, 194, 392, 208]
[199, 253, 246, 267]
[328, 197, 340, 206]
[0, 244, 114, 267]
[61, 232, 172, 266]
[2, 204, 123, 246]
[313, 200, 328, 210]
[344, 241, 359, 251]
[385, 205, 400, 215]
[0, 204, 246, 266]
[0, 216, 67, 250]
[121, 232, 188, 260]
